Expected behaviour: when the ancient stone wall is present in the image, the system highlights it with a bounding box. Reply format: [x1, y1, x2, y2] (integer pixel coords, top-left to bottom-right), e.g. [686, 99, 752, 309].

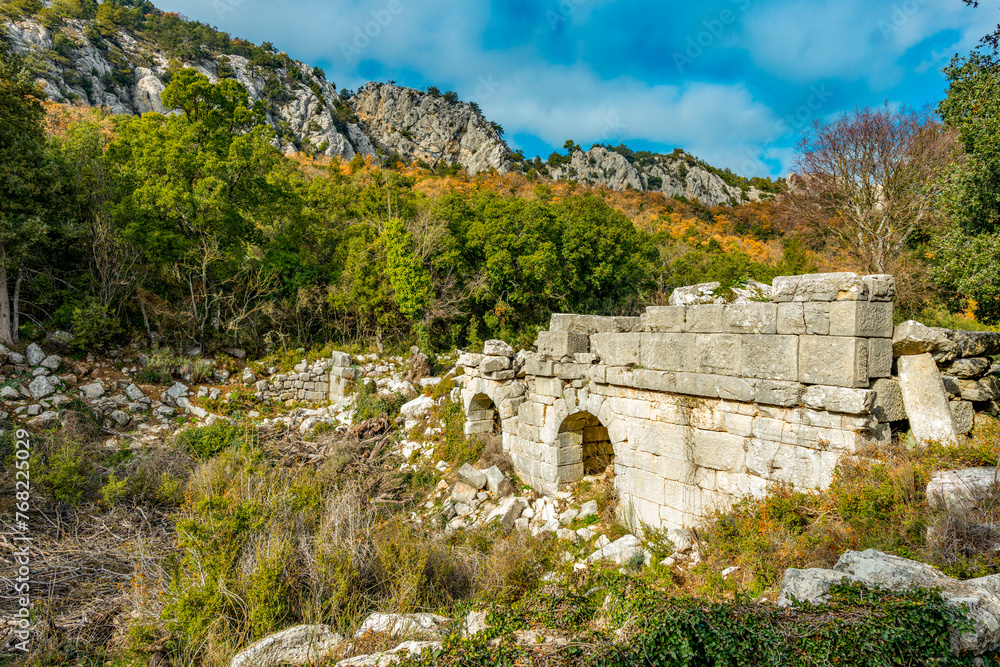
[254, 352, 356, 405]
[458, 273, 897, 530]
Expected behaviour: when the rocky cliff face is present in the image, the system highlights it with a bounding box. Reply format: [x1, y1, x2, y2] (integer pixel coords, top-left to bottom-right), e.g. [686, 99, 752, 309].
[4, 14, 768, 203]
[547, 146, 766, 207]
[3, 17, 509, 173]
[351, 83, 511, 173]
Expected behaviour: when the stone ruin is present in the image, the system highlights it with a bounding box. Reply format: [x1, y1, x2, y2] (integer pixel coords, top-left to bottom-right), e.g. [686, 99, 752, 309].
[457, 273, 1000, 530]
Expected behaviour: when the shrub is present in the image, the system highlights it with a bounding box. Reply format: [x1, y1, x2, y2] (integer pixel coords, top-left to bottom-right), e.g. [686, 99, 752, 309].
[174, 421, 248, 459]
[35, 441, 97, 505]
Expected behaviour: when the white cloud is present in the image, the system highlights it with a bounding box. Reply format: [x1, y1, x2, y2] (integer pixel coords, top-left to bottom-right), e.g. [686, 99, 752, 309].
[741, 0, 1000, 88]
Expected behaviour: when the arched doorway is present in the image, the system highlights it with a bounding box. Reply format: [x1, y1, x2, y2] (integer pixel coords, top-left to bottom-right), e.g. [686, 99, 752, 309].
[465, 393, 501, 436]
[557, 411, 615, 485]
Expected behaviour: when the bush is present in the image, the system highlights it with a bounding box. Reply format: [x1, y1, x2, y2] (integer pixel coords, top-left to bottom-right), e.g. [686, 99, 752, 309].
[174, 421, 248, 459]
[353, 379, 407, 424]
[35, 441, 97, 505]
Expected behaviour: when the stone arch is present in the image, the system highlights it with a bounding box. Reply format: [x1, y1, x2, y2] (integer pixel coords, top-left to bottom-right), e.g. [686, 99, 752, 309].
[465, 392, 502, 437]
[556, 410, 617, 486]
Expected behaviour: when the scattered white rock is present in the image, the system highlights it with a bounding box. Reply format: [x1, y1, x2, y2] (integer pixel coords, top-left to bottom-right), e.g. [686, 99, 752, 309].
[25, 343, 46, 367]
[229, 625, 344, 667]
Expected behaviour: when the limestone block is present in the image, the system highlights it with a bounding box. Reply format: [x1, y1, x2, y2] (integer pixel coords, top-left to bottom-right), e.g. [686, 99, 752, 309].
[631, 369, 678, 393]
[939, 329, 1000, 359]
[942, 375, 961, 398]
[458, 352, 483, 368]
[465, 421, 494, 435]
[776, 303, 807, 335]
[745, 438, 781, 477]
[550, 363, 584, 381]
[535, 331, 590, 360]
[872, 379, 906, 423]
[694, 334, 742, 376]
[771, 272, 867, 302]
[588, 365, 607, 384]
[741, 335, 799, 382]
[722, 302, 778, 334]
[868, 338, 893, 378]
[526, 358, 554, 377]
[534, 377, 564, 398]
[941, 357, 991, 379]
[828, 301, 894, 338]
[803, 386, 876, 415]
[485, 369, 516, 381]
[591, 333, 641, 367]
[958, 377, 999, 402]
[640, 333, 694, 372]
[951, 401, 974, 435]
[927, 468, 997, 514]
[799, 336, 868, 388]
[892, 321, 957, 359]
[863, 275, 896, 302]
[331, 351, 352, 367]
[753, 380, 806, 407]
[686, 304, 724, 333]
[676, 373, 753, 402]
[640, 306, 687, 333]
[549, 314, 639, 334]
[898, 354, 958, 443]
[693, 430, 746, 472]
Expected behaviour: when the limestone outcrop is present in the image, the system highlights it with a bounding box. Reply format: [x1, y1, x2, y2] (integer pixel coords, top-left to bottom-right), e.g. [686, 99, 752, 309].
[779, 549, 1000, 655]
[3, 18, 506, 174]
[546, 145, 771, 206]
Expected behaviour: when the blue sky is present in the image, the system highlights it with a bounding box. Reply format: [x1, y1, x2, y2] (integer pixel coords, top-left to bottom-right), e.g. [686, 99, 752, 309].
[154, 0, 1000, 178]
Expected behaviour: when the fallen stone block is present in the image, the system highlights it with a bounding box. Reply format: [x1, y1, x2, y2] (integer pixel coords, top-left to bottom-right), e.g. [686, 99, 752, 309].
[335, 641, 441, 667]
[893, 321, 957, 359]
[958, 377, 999, 402]
[457, 463, 487, 490]
[486, 496, 528, 531]
[941, 357, 992, 379]
[928, 468, 997, 514]
[872, 379, 906, 423]
[938, 329, 1000, 359]
[951, 401, 974, 435]
[451, 482, 478, 504]
[898, 354, 957, 443]
[482, 465, 514, 497]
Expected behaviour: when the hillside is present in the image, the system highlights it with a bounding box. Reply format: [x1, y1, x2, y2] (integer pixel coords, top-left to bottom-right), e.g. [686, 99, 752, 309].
[2, 4, 778, 206]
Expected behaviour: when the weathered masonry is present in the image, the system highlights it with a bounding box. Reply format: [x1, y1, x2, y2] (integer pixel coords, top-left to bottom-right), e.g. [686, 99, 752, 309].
[458, 273, 898, 530]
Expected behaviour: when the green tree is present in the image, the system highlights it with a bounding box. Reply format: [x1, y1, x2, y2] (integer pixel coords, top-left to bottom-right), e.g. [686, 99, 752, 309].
[0, 43, 58, 345]
[107, 68, 281, 346]
[382, 216, 432, 339]
[935, 52, 1000, 321]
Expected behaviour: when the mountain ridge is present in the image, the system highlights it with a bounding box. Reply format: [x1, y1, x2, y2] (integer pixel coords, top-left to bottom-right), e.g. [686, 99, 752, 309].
[3, 4, 781, 206]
